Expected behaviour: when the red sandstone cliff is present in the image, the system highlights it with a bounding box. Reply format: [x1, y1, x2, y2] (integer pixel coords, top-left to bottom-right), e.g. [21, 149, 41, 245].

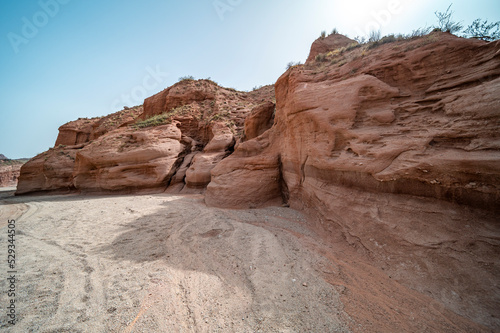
[17, 80, 275, 194]
[206, 32, 500, 330]
[207, 32, 500, 211]
[15, 32, 500, 330]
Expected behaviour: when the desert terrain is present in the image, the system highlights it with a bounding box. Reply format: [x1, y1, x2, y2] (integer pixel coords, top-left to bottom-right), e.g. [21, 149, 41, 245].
[1, 186, 498, 332]
[2, 31, 500, 332]
[1, 188, 351, 332]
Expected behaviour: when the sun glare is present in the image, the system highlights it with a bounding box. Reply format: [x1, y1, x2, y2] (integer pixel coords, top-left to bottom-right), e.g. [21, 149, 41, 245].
[328, 0, 430, 37]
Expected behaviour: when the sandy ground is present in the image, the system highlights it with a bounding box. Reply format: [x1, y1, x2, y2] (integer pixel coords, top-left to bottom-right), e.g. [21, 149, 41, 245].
[0, 187, 496, 332]
[0, 188, 351, 332]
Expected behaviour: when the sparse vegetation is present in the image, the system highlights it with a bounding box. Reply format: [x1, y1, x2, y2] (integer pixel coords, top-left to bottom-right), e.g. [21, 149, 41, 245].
[132, 105, 191, 129]
[464, 19, 500, 41]
[286, 61, 302, 70]
[434, 4, 463, 33]
[368, 34, 397, 49]
[407, 27, 432, 39]
[209, 112, 231, 122]
[317, 4, 497, 61]
[368, 30, 381, 42]
[204, 77, 220, 86]
[315, 53, 327, 62]
[354, 36, 366, 44]
[330, 28, 338, 35]
[345, 42, 361, 52]
[133, 113, 170, 128]
[320, 31, 326, 39]
[178, 75, 195, 82]
[335, 59, 347, 67]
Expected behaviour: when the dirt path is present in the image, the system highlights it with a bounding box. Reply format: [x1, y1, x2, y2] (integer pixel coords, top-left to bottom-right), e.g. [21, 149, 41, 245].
[0, 189, 494, 332]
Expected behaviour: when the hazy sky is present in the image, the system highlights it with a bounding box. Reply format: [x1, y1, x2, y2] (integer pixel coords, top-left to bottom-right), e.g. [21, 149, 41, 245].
[1, 0, 499, 159]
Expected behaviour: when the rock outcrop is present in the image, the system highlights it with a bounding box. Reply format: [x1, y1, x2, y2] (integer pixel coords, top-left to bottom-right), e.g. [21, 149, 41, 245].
[207, 32, 500, 211]
[0, 165, 22, 187]
[306, 33, 358, 63]
[72, 124, 185, 193]
[54, 106, 144, 146]
[243, 101, 275, 141]
[17, 33, 500, 211]
[15, 32, 500, 330]
[16, 146, 77, 194]
[205, 32, 500, 330]
[0, 156, 27, 187]
[17, 80, 275, 194]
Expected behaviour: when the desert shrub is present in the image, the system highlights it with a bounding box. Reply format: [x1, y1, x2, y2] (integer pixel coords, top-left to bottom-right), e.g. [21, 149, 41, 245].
[133, 113, 170, 128]
[204, 77, 220, 86]
[367, 34, 397, 49]
[178, 75, 195, 82]
[337, 59, 347, 67]
[330, 28, 338, 35]
[464, 19, 500, 41]
[407, 27, 432, 38]
[434, 4, 463, 33]
[330, 57, 341, 65]
[346, 42, 361, 52]
[380, 34, 397, 44]
[133, 105, 190, 129]
[354, 36, 366, 44]
[315, 53, 327, 62]
[286, 61, 302, 70]
[210, 112, 231, 122]
[320, 31, 326, 39]
[368, 30, 381, 42]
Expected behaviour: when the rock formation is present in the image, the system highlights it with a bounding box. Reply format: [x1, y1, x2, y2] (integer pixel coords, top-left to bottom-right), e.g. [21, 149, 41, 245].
[207, 32, 500, 212]
[54, 106, 144, 146]
[205, 32, 500, 330]
[17, 80, 275, 194]
[0, 156, 27, 187]
[15, 32, 500, 330]
[0, 165, 22, 187]
[306, 33, 358, 62]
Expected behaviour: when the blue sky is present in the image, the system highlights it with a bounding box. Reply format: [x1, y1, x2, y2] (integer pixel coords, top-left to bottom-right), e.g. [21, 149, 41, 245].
[1, 0, 499, 159]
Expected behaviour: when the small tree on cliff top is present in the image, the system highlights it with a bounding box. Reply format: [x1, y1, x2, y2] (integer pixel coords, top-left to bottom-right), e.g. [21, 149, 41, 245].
[434, 4, 463, 33]
[464, 19, 500, 41]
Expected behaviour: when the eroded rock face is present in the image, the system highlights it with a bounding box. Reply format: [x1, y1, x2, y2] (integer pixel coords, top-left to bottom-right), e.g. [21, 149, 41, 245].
[55, 106, 144, 147]
[17, 81, 275, 195]
[185, 124, 235, 189]
[16, 147, 77, 194]
[306, 33, 357, 63]
[13, 32, 500, 330]
[0, 155, 25, 187]
[205, 32, 500, 330]
[208, 32, 500, 211]
[73, 124, 185, 193]
[243, 102, 275, 141]
[206, 130, 282, 208]
[0, 165, 22, 187]
[282, 33, 500, 211]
